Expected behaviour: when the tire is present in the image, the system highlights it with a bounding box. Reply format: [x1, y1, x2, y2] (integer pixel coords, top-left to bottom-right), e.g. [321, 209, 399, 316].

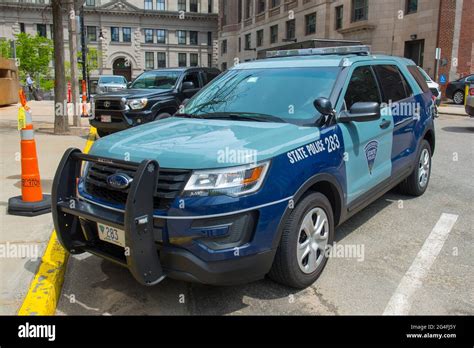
[154, 112, 171, 121]
[269, 192, 334, 289]
[97, 129, 109, 138]
[398, 140, 432, 196]
[453, 90, 464, 105]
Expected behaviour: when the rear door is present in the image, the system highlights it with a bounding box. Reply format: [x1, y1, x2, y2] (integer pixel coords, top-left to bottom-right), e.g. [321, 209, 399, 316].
[336, 64, 394, 207]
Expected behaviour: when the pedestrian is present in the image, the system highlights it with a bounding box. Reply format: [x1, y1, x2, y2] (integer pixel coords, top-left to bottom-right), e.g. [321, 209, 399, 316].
[26, 74, 39, 101]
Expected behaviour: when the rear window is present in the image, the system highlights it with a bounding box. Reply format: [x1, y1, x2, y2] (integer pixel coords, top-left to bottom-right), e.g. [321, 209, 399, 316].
[407, 66, 430, 93]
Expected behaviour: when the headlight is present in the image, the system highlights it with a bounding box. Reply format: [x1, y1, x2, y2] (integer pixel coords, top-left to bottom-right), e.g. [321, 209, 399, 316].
[80, 160, 92, 178]
[128, 98, 148, 110]
[183, 161, 270, 197]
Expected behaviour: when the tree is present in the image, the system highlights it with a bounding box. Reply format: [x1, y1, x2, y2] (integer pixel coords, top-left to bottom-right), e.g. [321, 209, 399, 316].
[14, 33, 53, 83]
[52, 0, 68, 134]
[0, 39, 12, 58]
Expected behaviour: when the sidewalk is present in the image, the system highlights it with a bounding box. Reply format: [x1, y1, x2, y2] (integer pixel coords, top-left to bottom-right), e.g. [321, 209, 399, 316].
[438, 104, 467, 116]
[0, 101, 89, 314]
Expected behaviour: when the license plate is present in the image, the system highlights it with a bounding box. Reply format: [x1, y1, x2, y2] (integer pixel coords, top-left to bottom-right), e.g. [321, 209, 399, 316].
[97, 223, 125, 248]
[101, 115, 112, 123]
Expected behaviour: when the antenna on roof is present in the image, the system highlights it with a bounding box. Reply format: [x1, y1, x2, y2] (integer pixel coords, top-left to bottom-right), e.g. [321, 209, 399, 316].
[266, 45, 371, 59]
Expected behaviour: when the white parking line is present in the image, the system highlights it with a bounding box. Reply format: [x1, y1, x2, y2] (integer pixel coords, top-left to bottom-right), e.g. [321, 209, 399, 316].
[383, 213, 458, 315]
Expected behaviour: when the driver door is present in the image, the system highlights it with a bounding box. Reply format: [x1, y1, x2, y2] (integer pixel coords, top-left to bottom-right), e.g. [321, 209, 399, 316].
[337, 64, 394, 207]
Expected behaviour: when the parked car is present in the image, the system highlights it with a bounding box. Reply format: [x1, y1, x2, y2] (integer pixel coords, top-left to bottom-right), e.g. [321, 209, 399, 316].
[466, 83, 474, 116]
[52, 46, 435, 289]
[446, 74, 474, 105]
[91, 67, 221, 137]
[417, 66, 441, 106]
[96, 75, 128, 95]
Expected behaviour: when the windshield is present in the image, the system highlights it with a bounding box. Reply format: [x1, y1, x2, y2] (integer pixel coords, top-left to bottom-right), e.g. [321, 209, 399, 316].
[130, 71, 181, 89]
[99, 76, 126, 84]
[183, 67, 340, 126]
[417, 67, 432, 82]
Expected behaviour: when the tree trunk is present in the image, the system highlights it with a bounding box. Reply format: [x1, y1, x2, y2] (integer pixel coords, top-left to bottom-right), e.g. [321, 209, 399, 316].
[68, 0, 80, 126]
[53, 0, 69, 134]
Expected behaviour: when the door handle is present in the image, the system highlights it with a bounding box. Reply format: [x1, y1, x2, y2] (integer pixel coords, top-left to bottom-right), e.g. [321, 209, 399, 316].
[379, 119, 391, 129]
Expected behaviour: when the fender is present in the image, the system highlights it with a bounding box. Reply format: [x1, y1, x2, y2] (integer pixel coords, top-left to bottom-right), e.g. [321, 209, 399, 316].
[150, 95, 181, 115]
[270, 172, 345, 250]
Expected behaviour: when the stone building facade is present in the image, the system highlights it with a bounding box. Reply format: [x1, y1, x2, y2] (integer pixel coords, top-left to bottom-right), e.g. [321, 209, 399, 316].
[0, 0, 219, 82]
[218, 0, 473, 84]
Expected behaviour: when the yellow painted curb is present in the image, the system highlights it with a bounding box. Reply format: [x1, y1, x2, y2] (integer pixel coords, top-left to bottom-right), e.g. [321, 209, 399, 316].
[18, 127, 97, 316]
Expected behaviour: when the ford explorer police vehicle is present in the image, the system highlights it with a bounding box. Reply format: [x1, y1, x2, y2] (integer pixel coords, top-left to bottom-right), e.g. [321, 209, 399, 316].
[52, 46, 435, 289]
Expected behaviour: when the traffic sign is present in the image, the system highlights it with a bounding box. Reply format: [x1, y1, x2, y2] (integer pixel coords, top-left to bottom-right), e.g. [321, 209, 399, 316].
[439, 74, 447, 85]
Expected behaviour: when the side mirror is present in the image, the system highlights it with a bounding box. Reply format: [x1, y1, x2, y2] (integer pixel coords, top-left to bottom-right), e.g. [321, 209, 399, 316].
[182, 81, 195, 91]
[314, 97, 334, 116]
[339, 102, 381, 123]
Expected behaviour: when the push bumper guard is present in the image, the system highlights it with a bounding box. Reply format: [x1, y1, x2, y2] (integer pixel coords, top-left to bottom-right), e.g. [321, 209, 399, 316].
[52, 148, 164, 286]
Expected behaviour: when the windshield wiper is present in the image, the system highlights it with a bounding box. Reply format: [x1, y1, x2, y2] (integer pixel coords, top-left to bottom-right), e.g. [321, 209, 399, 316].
[174, 113, 204, 119]
[199, 112, 286, 123]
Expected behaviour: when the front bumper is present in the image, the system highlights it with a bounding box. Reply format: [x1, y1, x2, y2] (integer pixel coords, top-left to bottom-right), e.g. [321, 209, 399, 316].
[91, 109, 155, 133]
[52, 149, 276, 286]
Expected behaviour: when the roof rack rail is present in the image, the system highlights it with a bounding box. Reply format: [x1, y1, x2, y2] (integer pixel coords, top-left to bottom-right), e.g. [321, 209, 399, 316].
[266, 45, 371, 59]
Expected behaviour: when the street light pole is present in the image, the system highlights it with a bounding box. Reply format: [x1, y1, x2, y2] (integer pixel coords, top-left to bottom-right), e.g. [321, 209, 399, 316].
[80, 3, 88, 98]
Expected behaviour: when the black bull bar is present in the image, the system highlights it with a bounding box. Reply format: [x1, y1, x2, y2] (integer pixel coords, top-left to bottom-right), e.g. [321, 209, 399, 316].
[51, 148, 164, 285]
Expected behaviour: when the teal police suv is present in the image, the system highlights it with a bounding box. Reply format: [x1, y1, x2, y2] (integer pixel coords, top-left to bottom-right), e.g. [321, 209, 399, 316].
[52, 46, 435, 288]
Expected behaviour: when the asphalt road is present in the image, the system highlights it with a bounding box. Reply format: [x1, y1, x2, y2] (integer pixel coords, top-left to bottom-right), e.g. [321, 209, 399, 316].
[56, 114, 474, 315]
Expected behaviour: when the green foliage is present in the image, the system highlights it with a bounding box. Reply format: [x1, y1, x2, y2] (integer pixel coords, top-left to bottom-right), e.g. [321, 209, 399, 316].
[0, 39, 12, 58]
[14, 33, 53, 84]
[78, 47, 100, 76]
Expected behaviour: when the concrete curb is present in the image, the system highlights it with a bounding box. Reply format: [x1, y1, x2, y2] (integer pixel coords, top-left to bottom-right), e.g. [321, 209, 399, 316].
[17, 127, 97, 316]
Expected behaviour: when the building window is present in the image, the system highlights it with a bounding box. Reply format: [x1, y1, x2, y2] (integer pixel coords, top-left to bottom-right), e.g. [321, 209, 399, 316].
[190, 31, 198, 45]
[157, 52, 166, 67]
[208, 0, 213, 13]
[406, 0, 418, 14]
[145, 29, 154, 43]
[37, 24, 47, 38]
[221, 62, 227, 71]
[190, 0, 198, 12]
[245, 0, 252, 19]
[20, 23, 25, 33]
[245, 33, 251, 50]
[85, 0, 95, 6]
[270, 24, 278, 44]
[352, 0, 368, 22]
[257, 29, 264, 47]
[238, 0, 243, 22]
[335, 5, 343, 30]
[87, 26, 97, 42]
[305, 13, 316, 35]
[207, 31, 212, 46]
[208, 53, 212, 67]
[178, 53, 187, 67]
[145, 52, 154, 69]
[156, 0, 165, 10]
[123, 27, 131, 42]
[111, 27, 119, 42]
[178, 0, 186, 11]
[190, 53, 198, 67]
[271, 0, 280, 7]
[221, 39, 227, 55]
[286, 19, 295, 40]
[239, 37, 241, 52]
[156, 29, 166, 44]
[177, 30, 186, 44]
[257, 0, 265, 13]
[144, 0, 152, 10]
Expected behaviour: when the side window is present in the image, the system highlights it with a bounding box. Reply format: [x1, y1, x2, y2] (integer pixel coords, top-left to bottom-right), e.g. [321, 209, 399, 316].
[344, 66, 381, 110]
[183, 71, 201, 88]
[374, 65, 410, 103]
[205, 71, 220, 85]
[407, 66, 430, 93]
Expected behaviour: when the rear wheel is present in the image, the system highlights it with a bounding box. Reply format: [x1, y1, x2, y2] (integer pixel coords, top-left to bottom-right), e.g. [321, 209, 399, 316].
[154, 112, 171, 121]
[398, 140, 432, 196]
[269, 192, 334, 289]
[453, 90, 464, 105]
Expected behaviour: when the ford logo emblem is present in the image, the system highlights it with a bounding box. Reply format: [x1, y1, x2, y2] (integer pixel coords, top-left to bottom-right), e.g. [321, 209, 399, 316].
[104, 101, 111, 108]
[107, 173, 133, 190]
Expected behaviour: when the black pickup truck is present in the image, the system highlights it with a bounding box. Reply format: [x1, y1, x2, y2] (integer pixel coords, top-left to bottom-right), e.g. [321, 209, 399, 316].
[91, 67, 220, 137]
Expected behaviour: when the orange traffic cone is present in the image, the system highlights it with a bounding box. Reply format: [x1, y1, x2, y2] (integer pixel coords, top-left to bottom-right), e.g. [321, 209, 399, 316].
[8, 90, 51, 216]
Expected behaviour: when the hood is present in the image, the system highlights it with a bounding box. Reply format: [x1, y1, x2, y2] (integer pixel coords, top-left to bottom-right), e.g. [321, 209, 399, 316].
[90, 117, 320, 169]
[96, 88, 173, 99]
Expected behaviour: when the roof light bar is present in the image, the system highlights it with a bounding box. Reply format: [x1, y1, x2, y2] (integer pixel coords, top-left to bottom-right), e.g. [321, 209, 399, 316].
[266, 45, 371, 58]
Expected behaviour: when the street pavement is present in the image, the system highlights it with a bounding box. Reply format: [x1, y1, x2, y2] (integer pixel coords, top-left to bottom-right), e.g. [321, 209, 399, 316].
[56, 113, 474, 316]
[0, 101, 88, 314]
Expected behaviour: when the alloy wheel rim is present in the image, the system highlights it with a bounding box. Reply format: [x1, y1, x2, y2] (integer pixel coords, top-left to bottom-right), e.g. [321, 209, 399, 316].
[418, 148, 430, 188]
[297, 207, 329, 274]
[454, 92, 463, 104]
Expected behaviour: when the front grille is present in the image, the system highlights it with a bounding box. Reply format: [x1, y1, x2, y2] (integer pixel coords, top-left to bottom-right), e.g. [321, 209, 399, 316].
[95, 99, 123, 110]
[84, 163, 192, 210]
[430, 88, 440, 97]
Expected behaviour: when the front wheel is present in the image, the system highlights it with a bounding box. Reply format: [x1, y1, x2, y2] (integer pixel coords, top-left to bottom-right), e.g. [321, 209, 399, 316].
[398, 140, 432, 196]
[453, 90, 464, 105]
[269, 192, 334, 289]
